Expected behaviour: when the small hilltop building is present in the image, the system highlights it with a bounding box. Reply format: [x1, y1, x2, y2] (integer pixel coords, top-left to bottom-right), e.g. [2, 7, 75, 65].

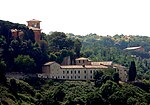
[124, 46, 144, 51]
[11, 19, 42, 42]
[27, 19, 42, 42]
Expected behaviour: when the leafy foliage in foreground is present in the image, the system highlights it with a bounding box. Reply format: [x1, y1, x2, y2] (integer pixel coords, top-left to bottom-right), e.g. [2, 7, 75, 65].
[0, 77, 150, 105]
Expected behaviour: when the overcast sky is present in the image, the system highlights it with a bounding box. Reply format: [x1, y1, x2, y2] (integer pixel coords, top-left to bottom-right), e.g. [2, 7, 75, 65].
[1, 0, 150, 36]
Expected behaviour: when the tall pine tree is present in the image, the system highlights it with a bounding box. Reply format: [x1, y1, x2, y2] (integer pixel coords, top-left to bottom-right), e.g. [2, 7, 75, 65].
[128, 61, 137, 81]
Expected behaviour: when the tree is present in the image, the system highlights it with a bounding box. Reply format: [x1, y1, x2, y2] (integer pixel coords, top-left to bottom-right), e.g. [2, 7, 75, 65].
[14, 55, 36, 73]
[112, 72, 120, 84]
[49, 53, 57, 61]
[0, 60, 7, 84]
[100, 80, 119, 99]
[9, 78, 18, 97]
[47, 32, 68, 52]
[128, 61, 137, 81]
[86, 92, 106, 105]
[94, 70, 106, 87]
[74, 39, 82, 58]
[93, 70, 104, 80]
[53, 86, 65, 102]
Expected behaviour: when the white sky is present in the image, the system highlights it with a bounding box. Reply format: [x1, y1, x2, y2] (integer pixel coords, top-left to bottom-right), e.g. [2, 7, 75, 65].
[1, 0, 150, 36]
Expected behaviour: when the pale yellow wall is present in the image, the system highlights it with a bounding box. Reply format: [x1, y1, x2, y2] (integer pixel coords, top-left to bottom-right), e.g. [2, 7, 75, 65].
[49, 63, 61, 79]
[42, 63, 127, 81]
[76, 60, 90, 65]
[59, 68, 97, 80]
[118, 69, 127, 81]
[42, 66, 50, 74]
[42, 63, 61, 79]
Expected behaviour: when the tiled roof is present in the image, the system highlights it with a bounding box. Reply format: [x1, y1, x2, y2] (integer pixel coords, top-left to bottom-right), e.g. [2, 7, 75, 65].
[11, 29, 22, 32]
[113, 64, 126, 69]
[44, 62, 55, 66]
[27, 19, 41, 22]
[61, 65, 108, 69]
[75, 57, 89, 61]
[124, 46, 142, 50]
[91, 61, 112, 66]
[11, 29, 17, 32]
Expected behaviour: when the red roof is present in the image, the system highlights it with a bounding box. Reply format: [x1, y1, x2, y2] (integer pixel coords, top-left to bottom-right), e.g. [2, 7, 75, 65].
[60, 65, 108, 69]
[27, 19, 41, 22]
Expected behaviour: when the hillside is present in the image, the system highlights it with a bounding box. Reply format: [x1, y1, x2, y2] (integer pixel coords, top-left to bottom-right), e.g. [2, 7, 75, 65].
[0, 20, 81, 73]
[66, 33, 150, 80]
[1, 20, 150, 105]
[1, 77, 150, 105]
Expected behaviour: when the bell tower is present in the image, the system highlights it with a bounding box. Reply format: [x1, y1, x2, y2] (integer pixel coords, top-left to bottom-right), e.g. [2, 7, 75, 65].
[27, 19, 41, 42]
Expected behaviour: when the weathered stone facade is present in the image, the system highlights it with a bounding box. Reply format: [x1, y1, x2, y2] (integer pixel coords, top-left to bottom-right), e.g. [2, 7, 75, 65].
[40, 57, 127, 81]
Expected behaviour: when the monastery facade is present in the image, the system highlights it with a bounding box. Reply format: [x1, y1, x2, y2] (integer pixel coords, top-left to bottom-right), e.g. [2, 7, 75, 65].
[39, 57, 127, 81]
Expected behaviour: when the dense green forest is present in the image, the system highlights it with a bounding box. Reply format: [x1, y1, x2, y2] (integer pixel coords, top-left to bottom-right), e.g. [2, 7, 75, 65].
[1, 20, 150, 105]
[0, 20, 81, 73]
[1, 75, 150, 105]
[67, 33, 150, 80]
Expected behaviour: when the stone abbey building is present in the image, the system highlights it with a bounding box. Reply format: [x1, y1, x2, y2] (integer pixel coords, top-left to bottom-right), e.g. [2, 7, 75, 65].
[39, 57, 127, 81]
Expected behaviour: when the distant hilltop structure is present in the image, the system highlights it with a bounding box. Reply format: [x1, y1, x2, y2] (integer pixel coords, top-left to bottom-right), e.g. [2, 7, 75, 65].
[124, 46, 144, 51]
[11, 19, 42, 42]
[27, 19, 42, 42]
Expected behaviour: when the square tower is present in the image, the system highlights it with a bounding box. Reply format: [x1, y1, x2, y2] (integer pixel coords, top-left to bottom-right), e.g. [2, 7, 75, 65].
[27, 19, 42, 42]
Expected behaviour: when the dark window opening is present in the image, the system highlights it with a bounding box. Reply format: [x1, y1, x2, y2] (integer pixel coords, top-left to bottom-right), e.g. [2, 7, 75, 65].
[90, 70, 92, 73]
[90, 76, 92, 79]
[78, 70, 80, 74]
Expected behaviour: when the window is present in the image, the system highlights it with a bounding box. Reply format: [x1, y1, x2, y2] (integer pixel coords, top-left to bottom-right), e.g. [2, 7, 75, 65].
[90, 70, 92, 74]
[75, 76, 76, 79]
[78, 76, 80, 78]
[71, 76, 73, 79]
[67, 71, 69, 74]
[67, 76, 69, 79]
[83, 60, 84, 63]
[75, 71, 76, 74]
[63, 71, 65, 74]
[71, 71, 73, 74]
[84, 76, 86, 79]
[63, 76, 65, 78]
[84, 70, 86, 73]
[78, 70, 80, 74]
[90, 76, 92, 79]
[79, 60, 80, 63]
[58, 76, 59, 79]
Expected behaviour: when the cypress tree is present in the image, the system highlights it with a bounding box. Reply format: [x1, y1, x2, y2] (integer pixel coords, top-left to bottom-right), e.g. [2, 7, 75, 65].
[128, 61, 136, 81]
